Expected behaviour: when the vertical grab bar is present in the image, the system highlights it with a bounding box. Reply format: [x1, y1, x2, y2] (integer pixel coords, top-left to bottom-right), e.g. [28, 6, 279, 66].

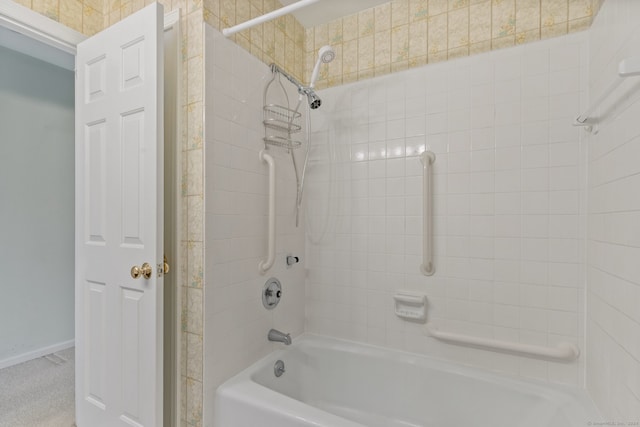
[420, 151, 436, 276]
[259, 150, 276, 274]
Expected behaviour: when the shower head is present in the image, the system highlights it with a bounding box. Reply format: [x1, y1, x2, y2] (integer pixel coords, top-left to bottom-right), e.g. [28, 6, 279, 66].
[307, 91, 322, 109]
[303, 45, 335, 109]
[309, 45, 336, 89]
[270, 63, 325, 110]
[299, 87, 322, 109]
[318, 45, 336, 64]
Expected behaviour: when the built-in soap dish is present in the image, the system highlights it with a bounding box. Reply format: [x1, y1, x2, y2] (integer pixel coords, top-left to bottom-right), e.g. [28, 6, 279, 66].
[394, 292, 427, 322]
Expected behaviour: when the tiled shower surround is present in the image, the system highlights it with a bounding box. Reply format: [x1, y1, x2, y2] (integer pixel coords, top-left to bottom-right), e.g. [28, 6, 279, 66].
[586, 0, 640, 420]
[305, 32, 588, 385]
[201, 2, 639, 422]
[203, 24, 307, 425]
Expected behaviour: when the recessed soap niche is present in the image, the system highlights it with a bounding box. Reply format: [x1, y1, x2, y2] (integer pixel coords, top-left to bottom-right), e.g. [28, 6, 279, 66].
[394, 292, 427, 322]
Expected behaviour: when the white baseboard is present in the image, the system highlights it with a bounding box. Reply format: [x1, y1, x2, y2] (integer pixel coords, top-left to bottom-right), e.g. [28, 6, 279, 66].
[0, 339, 75, 370]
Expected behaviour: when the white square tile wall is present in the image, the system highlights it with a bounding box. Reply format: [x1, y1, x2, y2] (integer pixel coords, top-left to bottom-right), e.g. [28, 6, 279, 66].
[202, 4, 640, 421]
[305, 32, 589, 385]
[586, 0, 640, 421]
[203, 25, 306, 425]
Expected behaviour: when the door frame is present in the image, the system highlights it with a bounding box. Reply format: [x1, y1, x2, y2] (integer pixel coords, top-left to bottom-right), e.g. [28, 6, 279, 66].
[0, 0, 84, 54]
[161, 10, 182, 427]
[0, 2, 182, 425]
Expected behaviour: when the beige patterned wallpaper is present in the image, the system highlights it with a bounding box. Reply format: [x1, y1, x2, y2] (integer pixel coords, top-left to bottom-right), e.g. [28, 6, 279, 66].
[13, 0, 104, 34]
[306, 0, 602, 89]
[204, 0, 307, 83]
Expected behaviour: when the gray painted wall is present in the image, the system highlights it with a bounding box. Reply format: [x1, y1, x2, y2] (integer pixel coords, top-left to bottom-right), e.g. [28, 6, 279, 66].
[0, 45, 74, 361]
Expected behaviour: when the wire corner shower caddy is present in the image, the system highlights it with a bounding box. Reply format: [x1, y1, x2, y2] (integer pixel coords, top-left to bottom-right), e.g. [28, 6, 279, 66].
[263, 64, 303, 151]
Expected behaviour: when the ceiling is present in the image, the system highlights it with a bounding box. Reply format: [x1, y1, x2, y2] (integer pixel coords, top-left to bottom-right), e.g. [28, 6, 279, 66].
[278, 0, 389, 28]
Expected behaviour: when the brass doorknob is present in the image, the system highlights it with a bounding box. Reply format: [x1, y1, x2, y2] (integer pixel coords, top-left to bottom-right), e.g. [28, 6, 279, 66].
[131, 265, 141, 279]
[140, 263, 152, 279]
[163, 255, 170, 275]
[131, 263, 152, 279]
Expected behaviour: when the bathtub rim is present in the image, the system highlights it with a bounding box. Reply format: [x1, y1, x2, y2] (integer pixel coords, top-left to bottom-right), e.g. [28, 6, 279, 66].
[213, 333, 602, 424]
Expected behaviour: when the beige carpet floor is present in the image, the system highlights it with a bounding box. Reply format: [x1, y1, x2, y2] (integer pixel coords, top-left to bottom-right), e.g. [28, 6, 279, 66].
[0, 347, 75, 427]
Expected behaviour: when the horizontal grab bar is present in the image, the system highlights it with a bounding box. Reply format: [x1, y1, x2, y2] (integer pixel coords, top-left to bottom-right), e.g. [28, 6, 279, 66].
[425, 324, 580, 362]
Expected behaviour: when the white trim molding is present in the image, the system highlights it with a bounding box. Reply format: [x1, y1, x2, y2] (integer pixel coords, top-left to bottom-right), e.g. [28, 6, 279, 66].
[0, 0, 85, 54]
[0, 340, 75, 370]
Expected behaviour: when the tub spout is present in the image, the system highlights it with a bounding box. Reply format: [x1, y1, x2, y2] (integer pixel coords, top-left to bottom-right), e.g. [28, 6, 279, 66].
[268, 329, 292, 345]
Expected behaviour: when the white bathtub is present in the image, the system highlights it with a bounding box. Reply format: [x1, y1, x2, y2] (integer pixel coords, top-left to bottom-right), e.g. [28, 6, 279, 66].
[213, 335, 601, 427]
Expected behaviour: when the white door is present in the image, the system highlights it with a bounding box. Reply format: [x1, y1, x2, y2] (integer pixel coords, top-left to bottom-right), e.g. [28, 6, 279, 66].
[75, 3, 164, 426]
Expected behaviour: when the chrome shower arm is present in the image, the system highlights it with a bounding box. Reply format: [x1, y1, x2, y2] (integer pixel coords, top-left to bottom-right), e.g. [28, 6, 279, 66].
[270, 63, 319, 102]
[270, 63, 306, 94]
